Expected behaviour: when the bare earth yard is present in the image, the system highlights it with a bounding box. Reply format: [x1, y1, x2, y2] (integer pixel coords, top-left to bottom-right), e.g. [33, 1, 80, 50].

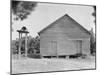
[12, 56, 95, 74]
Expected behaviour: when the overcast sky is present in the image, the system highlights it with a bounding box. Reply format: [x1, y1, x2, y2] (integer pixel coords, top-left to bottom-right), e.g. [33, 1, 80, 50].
[12, 2, 95, 40]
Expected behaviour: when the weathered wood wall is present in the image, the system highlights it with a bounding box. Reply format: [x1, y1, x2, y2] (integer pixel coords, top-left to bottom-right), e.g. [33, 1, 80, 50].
[40, 14, 90, 56]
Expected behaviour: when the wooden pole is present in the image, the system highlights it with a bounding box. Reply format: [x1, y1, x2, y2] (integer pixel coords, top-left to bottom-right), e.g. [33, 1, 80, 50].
[18, 33, 21, 59]
[20, 33, 22, 57]
[25, 33, 28, 57]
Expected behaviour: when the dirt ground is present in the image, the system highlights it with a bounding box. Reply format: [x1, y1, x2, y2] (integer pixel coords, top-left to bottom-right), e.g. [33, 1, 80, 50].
[11, 55, 95, 74]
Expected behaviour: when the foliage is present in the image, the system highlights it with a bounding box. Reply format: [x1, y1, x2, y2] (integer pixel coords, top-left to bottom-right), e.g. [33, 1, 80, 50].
[28, 36, 40, 54]
[34, 36, 40, 51]
[92, 6, 96, 24]
[27, 53, 41, 59]
[11, 40, 19, 54]
[12, 36, 40, 55]
[12, 0, 37, 20]
[90, 6, 96, 56]
[90, 29, 96, 55]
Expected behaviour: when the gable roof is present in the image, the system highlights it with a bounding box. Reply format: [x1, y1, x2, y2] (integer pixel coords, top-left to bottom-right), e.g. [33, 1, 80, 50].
[38, 14, 90, 35]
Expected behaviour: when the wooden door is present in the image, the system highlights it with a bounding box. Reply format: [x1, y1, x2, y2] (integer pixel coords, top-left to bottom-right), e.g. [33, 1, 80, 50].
[77, 40, 82, 54]
[49, 41, 57, 56]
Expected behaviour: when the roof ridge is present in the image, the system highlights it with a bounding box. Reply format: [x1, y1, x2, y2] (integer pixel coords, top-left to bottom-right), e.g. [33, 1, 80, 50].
[38, 13, 90, 35]
[65, 14, 90, 34]
[38, 14, 66, 34]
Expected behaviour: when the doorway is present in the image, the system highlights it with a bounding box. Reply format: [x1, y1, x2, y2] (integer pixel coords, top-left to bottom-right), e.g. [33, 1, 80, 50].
[49, 41, 57, 56]
[76, 40, 82, 54]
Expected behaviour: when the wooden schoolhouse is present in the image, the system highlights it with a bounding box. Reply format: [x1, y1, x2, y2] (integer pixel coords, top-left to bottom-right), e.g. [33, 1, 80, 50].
[38, 14, 90, 58]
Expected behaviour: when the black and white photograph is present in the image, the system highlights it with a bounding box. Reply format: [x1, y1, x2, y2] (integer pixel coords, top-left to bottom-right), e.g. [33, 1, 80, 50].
[11, 0, 96, 74]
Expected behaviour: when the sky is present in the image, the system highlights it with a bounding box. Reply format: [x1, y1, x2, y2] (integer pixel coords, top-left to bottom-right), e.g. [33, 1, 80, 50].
[12, 2, 95, 40]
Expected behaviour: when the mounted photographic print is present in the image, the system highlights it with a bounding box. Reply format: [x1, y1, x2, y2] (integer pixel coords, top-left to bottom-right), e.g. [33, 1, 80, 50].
[11, 0, 96, 74]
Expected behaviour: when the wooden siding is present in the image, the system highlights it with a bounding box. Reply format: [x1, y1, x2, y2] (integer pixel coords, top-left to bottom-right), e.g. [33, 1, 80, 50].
[40, 15, 90, 39]
[39, 14, 90, 56]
